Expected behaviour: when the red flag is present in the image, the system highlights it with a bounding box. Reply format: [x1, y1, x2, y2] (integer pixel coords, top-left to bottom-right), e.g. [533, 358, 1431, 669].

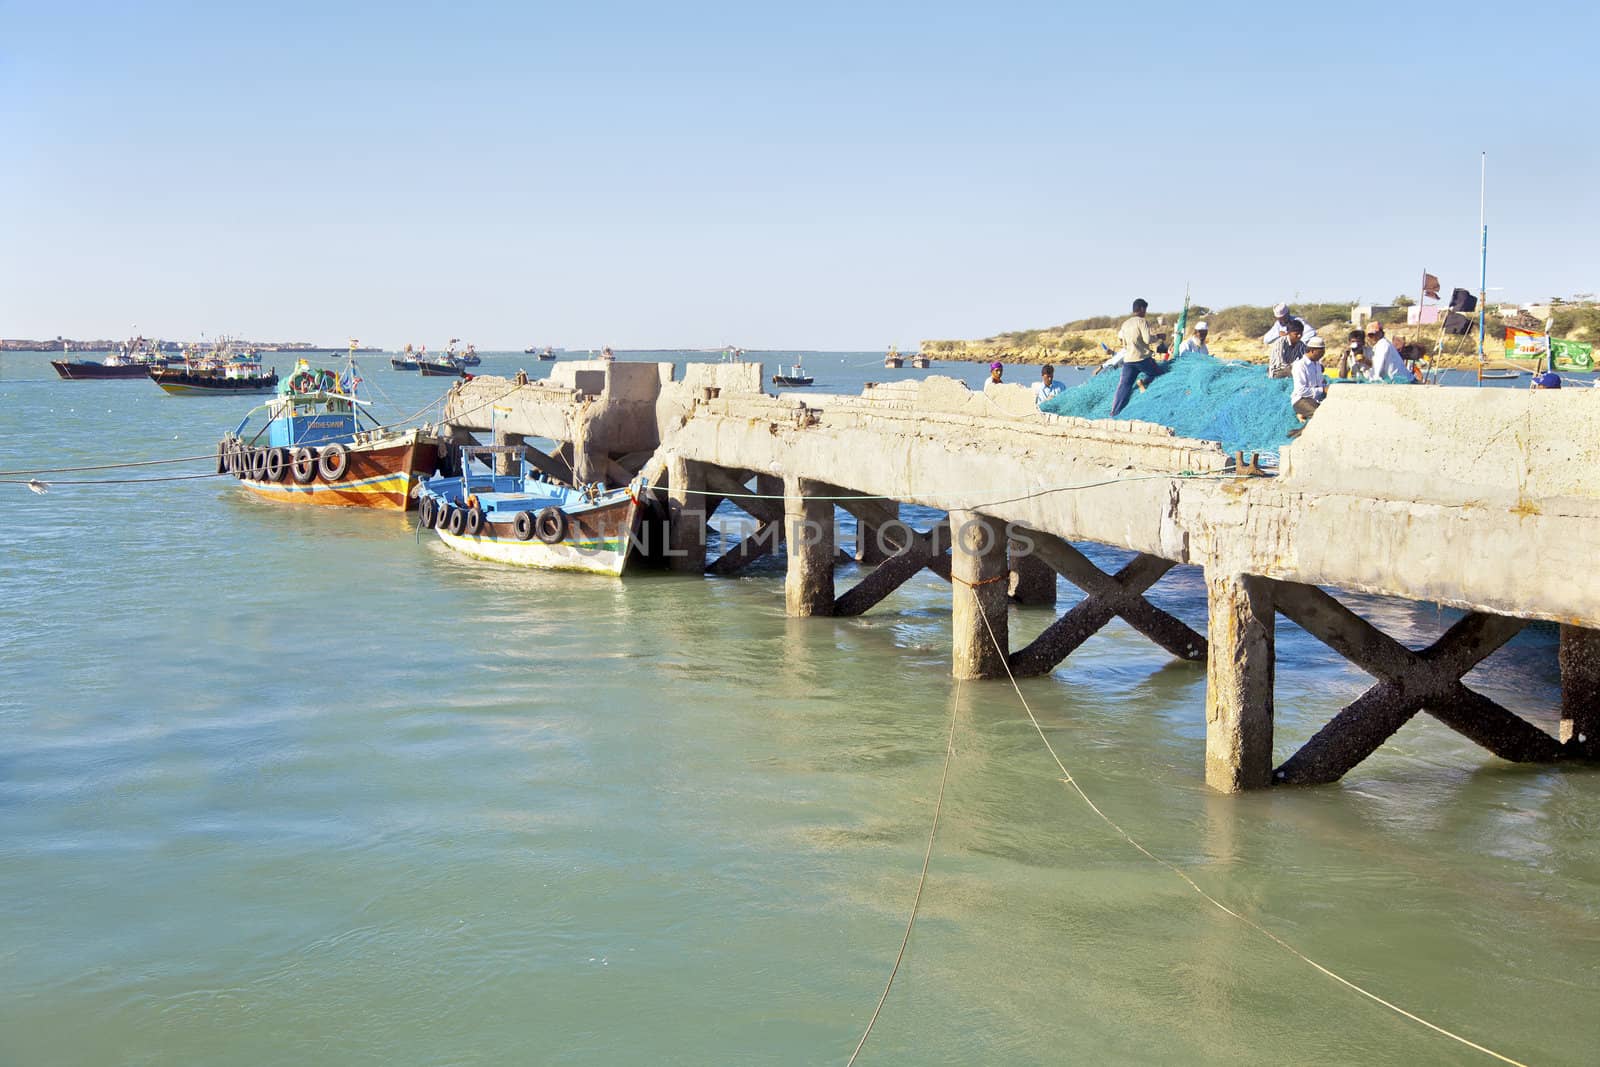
[1421, 272, 1441, 299]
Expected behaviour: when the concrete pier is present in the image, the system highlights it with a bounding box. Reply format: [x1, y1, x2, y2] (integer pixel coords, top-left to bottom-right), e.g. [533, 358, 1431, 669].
[784, 476, 835, 617]
[444, 366, 1600, 791]
[951, 511, 1010, 680]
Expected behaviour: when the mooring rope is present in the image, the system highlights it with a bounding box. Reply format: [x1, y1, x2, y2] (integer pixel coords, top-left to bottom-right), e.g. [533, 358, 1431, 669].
[845, 673, 962, 1067]
[956, 587, 1530, 1067]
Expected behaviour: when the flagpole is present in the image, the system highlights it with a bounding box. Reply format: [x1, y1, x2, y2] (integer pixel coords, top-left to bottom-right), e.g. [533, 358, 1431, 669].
[1478, 152, 1487, 362]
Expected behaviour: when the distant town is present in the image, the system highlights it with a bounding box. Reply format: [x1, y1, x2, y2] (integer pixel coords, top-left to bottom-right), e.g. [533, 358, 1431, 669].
[1, 338, 373, 353]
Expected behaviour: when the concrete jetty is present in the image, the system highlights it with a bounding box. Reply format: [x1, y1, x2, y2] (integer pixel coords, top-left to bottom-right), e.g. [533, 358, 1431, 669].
[444, 361, 1600, 791]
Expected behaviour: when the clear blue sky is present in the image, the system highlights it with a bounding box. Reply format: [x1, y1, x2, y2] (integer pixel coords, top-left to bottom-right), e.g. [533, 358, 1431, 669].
[3, 1, 1595, 349]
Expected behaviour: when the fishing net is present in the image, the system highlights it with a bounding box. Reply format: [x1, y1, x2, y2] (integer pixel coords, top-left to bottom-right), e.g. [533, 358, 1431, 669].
[1040, 353, 1300, 454]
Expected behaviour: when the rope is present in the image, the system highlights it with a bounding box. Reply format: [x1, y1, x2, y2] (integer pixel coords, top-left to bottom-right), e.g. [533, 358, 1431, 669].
[0, 472, 229, 486]
[847, 674, 962, 1067]
[961, 587, 1530, 1067]
[673, 471, 1239, 506]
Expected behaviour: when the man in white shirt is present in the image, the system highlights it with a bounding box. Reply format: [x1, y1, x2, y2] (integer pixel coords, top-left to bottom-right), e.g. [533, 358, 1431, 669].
[1032, 364, 1065, 407]
[1363, 321, 1414, 382]
[1291, 337, 1328, 420]
[1178, 321, 1210, 356]
[1263, 303, 1321, 347]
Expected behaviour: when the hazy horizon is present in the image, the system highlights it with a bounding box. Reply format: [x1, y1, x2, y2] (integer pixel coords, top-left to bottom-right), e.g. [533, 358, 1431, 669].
[5, 1, 1595, 350]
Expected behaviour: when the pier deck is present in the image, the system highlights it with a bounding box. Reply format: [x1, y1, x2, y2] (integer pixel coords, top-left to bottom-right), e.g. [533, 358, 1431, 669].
[445, 364, 1600, 790]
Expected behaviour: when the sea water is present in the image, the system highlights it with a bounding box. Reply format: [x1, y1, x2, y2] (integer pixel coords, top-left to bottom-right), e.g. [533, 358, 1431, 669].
[1, 351, 1596, 1065]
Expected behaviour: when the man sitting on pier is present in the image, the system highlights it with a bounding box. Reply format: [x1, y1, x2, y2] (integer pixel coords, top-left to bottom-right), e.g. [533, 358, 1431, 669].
[1264, 303, 1321, 347]
[1363, 321, 1415, 383]
[1290, 337, 1328, 425]
[1267, 318, 1306, 379]
[1032, 364, 1065, 406]
[1178, 321, 1210, 355]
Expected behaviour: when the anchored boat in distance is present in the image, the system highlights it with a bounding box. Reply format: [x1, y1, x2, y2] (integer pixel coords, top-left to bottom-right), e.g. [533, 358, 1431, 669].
[415, 444, 647, 576]
[52, 335, 179, 380]
[150, 339, 278, 395]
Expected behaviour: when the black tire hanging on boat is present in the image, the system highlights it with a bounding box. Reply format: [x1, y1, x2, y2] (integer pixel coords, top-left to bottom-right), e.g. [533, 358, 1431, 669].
[534, 507, 567, 544]
[513, 511, 535, 541]
[265, 447, 288, 482]
[250, 448, 269, 480]
[318, 441, 349, 482]
[418, 495, 437, 529]
[464, 507, 484, 536]
[446, 506, 467, 536]
[435, 505, 453, 532]
[216, 441, 229, 475]
[290, 447, 318, 484]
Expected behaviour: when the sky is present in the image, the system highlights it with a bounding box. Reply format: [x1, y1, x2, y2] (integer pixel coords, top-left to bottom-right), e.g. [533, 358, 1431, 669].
[2, 0, 1596, 349]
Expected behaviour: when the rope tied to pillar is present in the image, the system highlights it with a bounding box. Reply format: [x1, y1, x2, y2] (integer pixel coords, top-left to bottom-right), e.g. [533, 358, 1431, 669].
[951, 573, 1006, 589]
[944, 583, 1532, 1067]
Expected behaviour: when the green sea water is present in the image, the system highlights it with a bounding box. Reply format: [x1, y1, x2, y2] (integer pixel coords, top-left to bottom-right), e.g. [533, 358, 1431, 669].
[1, 351, 1596, 1065]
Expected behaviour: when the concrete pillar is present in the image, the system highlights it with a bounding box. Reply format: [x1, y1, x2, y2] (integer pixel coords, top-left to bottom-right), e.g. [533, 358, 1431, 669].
[1560, 624, 1600, 750]
[492, 429, 525, 475]
[1007, 532, 1057, 606]
[1203, 571, 1275, 792]
[855, 502, 900, 565]
[665, 456, 707, 574]
[783, 476, 835, 616]
[951, 510, 1009, 679]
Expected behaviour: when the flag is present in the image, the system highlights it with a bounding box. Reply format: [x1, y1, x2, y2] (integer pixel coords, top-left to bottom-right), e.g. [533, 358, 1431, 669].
[1421, 272, 1441, 300]
[1552, 338, 1596, 372]
[1172, 285, 1189, 358]
[1505, 325, 1548, 361]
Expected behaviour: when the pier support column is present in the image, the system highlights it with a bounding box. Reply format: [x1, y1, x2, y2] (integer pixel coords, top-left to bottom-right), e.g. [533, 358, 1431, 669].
[666, 456, 708, 575]
[1008, 533, 1057, 607]
[854, 502, 900, 565]
[951, 511, 1009, 679]
[1204, 571, 1275, 792]
[1560, 625, 1600, 753]
[492, 430, 526, 475]
[784, 476, 835, 616]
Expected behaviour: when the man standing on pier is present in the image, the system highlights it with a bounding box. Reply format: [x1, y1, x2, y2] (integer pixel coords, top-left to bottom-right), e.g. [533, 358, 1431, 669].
[1267, 318, 1306, 379]
[1033, 364, 1065, 406]
[1106, 298, 1164, 416]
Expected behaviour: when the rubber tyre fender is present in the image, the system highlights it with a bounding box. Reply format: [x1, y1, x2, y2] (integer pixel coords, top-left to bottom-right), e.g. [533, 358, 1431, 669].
[512, 511, 536, 541]
[435, 505, 453, 532]
[318, 441, 349, 482]
[534, 507, 567, 544]
[446, 506, 467, 536]
[418, 495, 437, 529]
[215, 441, 229, 475]
[250, 448, 269, 480]
[464, 507, 484, 537]
[290, 447, 318, 484]
[265, 447, 288, 483]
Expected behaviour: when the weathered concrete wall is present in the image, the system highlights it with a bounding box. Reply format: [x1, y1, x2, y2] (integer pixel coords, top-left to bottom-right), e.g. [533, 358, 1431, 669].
[654, 381, 1600, 628]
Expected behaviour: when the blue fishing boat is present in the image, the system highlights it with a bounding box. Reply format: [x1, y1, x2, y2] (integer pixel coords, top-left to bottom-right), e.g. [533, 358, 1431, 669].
[415, 445, 646, 576]
[217, 359, 446, 510]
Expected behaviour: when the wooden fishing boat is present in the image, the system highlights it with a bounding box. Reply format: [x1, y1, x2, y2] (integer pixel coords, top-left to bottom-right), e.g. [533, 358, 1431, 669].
[52, 336, 177, 380]
[537, 346, 558, 361]
[419, 357, 466, 377]
[391, 343, 420, 370]
[150, 348, 278, 395]
[910, 354, 931, 369]
[883, 345, 903, 369]
[771, 358, 813, 387]
[415, 445, 644, 576]
[217, 361, 445, 510]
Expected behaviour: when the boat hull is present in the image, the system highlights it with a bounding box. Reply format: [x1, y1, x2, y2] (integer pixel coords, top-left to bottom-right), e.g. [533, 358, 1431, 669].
[390, 358, 420, 370]
[151, 368, 279, 395]
[52, 360, 159, 380]
[772, 376, 814, 386]
[418, 363, 464, 377]
[234, 435, 440, 510]
[429, 496, 639, 576]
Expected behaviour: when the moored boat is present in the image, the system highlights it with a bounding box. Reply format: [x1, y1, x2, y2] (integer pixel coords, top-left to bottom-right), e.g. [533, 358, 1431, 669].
[391, 343, 420, 370]
[52, 335, 177, 380]
[537, 346, 557, 361]
[458, 344, 481, 367]
[419, 356, 466, 376]
[150, 345, 278, 395]
[911, 353, 931, 369]
[415, 445, 645, 576]
[772, 357, 814, 387]
[217, 361, 445, 510]
[884, 345, 903, 369]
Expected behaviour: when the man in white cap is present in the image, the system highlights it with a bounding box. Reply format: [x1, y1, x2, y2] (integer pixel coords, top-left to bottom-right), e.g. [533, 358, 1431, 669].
[1263, 303, 1320, 347]
[1362, 320, 1414, 383]
[1178, 321, 1211, 355]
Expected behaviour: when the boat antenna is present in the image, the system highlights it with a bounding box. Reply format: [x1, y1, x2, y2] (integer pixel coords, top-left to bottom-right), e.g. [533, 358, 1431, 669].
[1478, 152, 1487, 361]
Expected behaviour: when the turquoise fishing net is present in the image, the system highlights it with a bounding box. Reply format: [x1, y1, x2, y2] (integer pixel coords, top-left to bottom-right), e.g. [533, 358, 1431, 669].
[1040, 353, 1300, 454]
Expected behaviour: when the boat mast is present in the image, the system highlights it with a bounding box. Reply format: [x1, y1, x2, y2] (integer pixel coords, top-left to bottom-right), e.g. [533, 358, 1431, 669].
[1478, 152, 1487, 361]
